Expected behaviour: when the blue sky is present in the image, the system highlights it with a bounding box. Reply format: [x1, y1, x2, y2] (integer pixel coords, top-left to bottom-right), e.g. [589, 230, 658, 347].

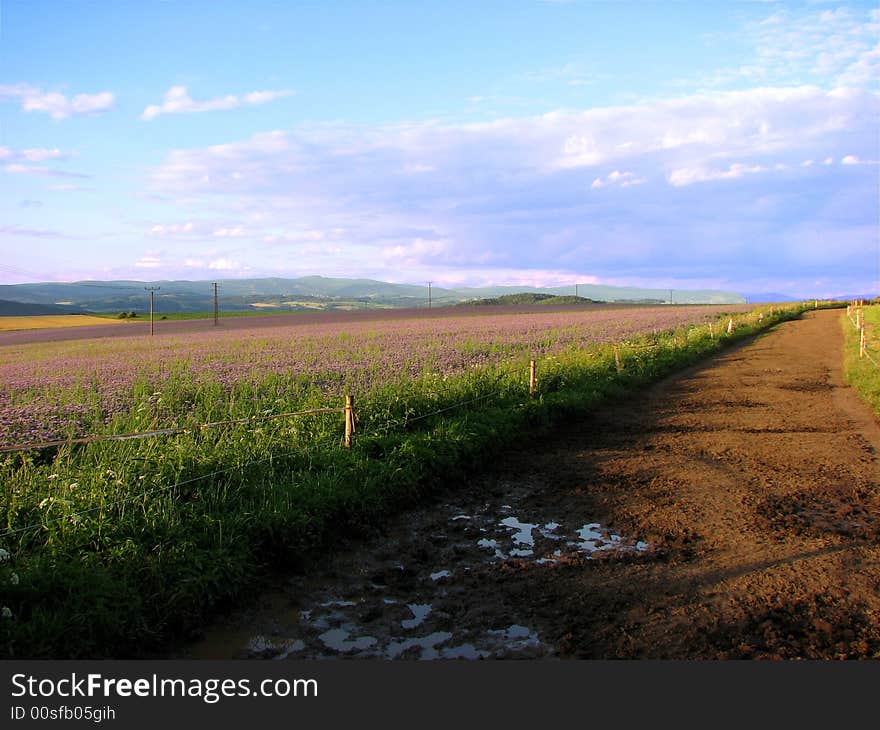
[1, 0, 878, 297]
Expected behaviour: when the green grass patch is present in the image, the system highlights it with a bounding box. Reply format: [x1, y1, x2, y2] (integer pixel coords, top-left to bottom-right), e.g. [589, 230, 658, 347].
[0, 304, 813, 658]
[842, 304, 880, 416]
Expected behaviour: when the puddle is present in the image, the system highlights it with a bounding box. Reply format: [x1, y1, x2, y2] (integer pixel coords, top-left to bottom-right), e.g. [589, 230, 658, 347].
[573, 523, 650, 556]
[183, 490, 650, 661]
[318, 626, 379, 653]
[402, 604, 432, 629]
[470, 512, 648, 565]
[500, 516, 537, 545]
[487, 624, 541, 649]
[386, 632, 454, 660]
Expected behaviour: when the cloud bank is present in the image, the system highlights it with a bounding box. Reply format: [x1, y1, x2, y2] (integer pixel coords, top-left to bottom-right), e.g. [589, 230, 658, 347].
[0, 84, 114, 119]
[141, 86, 294, 120]
[147, 85, 878, 293]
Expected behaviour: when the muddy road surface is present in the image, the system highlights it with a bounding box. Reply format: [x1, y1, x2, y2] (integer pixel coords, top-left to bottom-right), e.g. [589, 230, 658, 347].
[178, 309, 880, 659]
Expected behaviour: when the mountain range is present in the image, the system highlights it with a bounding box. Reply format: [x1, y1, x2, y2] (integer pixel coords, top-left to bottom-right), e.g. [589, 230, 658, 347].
[0, 276, 747, 314]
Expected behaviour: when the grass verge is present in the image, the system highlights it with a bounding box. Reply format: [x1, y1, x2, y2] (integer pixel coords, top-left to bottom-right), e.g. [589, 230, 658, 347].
[842, 303, 880, 416]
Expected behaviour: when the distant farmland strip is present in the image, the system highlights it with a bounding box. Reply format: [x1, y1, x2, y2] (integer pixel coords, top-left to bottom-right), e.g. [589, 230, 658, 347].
[0, 315, 122, 332]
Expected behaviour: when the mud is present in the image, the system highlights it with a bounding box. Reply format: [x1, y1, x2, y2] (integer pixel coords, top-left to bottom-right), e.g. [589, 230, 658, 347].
[178, 310, 880, 659]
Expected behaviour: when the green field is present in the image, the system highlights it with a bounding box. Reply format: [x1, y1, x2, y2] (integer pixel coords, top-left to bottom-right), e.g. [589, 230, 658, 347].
[0, 303, 813, 657]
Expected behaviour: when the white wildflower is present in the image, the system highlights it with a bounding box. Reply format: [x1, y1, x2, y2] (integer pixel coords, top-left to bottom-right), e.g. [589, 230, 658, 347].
[9, 572, 18, 585]
[0, 548, 9, 562]
[1, 607, 11, 619]
[47, 474, 59, 481]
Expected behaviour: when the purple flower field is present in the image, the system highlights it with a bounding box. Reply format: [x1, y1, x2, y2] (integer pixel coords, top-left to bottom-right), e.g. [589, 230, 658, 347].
[0, 305, 751, 446]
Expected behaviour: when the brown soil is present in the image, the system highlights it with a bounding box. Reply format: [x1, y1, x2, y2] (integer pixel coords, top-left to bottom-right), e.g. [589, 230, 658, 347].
[179, 309, 880, 660]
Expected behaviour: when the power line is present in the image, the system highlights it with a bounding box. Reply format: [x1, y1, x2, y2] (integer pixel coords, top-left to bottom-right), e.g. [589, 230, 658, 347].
[213, 282, 219, 326]
[144, 287, 160, 335]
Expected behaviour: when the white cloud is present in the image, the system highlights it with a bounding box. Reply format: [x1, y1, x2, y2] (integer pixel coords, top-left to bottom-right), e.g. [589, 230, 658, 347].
[141, 86, 293, 120]
[0, 146, 67, 162]
[591, 170, 646, 189]
[382, 237, 451, 264]
[135, 256, 162, 268]
[149, 222, 196, 236]
[263, 230, 325, 244]
[242, 90, 291, 105]
[668, 163, 768, 187]
[0, 84, 114, 119]
[697, 6, 880, 91]
[4, 163, 88, 178]
[151, 86, 875, 200]
[212, 226, 249, 238]
[207, 257, 241, 271]
[841, 155, 860, 165]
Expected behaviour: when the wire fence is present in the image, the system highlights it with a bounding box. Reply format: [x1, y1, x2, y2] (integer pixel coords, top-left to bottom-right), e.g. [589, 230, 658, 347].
[0, 306, 799, 544]
[0, 308, 791, 457]
[847, 301, 879, 370]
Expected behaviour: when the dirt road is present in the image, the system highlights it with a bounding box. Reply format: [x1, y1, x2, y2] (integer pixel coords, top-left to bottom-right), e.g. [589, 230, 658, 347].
[180, 309, 880, 659]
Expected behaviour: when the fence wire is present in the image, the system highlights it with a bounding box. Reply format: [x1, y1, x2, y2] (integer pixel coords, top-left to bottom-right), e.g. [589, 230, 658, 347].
[0, 406, 344, 454]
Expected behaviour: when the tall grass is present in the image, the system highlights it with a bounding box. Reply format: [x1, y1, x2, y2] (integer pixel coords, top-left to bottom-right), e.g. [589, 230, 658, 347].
[0, 304, 808, 657]
[842, 304, 880, 416]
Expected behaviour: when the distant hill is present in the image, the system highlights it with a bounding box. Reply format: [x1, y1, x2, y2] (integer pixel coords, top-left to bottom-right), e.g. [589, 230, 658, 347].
[0, 276, 746, 314]
[465, 293, 598, 306]
[0, 299, 82, 316]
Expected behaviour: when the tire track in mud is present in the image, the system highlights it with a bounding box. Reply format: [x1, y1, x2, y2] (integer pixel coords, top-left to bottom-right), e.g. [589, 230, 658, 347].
[177, 309, 880, 660]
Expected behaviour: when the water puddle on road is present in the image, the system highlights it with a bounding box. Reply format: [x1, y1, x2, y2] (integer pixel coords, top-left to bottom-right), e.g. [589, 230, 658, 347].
[180, 492, 650, 661]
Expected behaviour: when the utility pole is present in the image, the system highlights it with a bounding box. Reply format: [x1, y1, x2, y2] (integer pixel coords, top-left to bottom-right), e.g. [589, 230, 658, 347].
[669, 289, 673, 305]
[144, 286, 160, 336]
[575, 283, 578, 298]
[427, 281, 433, 310]
[212, 282, 219, 326]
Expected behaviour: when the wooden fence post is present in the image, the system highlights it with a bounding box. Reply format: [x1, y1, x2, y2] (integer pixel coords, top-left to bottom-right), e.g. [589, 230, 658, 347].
[727, 318, 734, 335]
[860, 326, 867, 359]
[614, 346, 622, 374]
[529, 359, 536, 398]
[708, 322, 714, 339]
[344, 394, 354, 448]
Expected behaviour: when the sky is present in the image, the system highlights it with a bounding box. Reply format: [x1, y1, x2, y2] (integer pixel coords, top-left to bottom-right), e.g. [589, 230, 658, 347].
[0, 0, 878, 298]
